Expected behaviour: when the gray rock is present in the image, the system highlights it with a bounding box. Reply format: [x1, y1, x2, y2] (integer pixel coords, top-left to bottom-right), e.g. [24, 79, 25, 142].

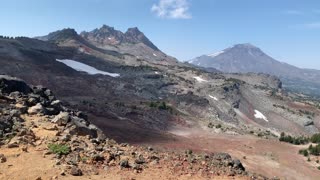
[119, 159, 130, 168]
[304, 120, 314, 126]
[9, 91, 22, 98]
[69, 117, 105, 140]
[51, 112, 70, 126]
[51, 100, 62, 107]
[233, 159, 245, 171]
[7, 142, 19, 148]
[10, 109, 21, 117]
[27, 97, 38, 106]
[213, 152, 232, 161]
[28, 103, 45, 115]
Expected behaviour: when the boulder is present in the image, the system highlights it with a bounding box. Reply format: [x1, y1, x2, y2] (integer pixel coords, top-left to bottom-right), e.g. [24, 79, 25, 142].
[69, 117, 105, 140]
[119, 159, 130, 168]
[304, 120, 314, 127]
[0, 154, 6, 163]
[28, 103, 45, 115]
[70, 166, 82, 176]
[0, 75, 32, 94]
[51, 112, 70, 126]
[32, 86, 46, 96]
[27, 97, 38, 106]
[232, 159, 245, 171]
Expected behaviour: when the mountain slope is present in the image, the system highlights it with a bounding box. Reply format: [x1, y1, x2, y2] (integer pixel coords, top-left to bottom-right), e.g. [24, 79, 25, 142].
[1, 26, 320, 178]
[190, 43, 320, 97]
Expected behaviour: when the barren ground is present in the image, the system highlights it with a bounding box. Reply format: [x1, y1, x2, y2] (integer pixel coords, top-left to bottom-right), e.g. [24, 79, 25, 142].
[145, 126, 320, 180]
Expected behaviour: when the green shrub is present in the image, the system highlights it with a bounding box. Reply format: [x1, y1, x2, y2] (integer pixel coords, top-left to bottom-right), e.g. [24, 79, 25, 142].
[309, 144, 320, 156]
[158, 102, 168, 110]
[311, 134, 320, 143]
[279, 133, 309, 145]
[299, 149, 309, 157]
[48, 144, 70, 155]
[149, 101, 174, 114]
[208, 122, 214, 128]
[216, 124, 222, 129]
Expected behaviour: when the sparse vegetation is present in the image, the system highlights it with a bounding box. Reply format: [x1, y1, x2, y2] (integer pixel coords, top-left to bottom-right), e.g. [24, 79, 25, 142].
[298, 109, 315, 118]
[279, 132, 309, 145]
[48, 144, 70, 155]
[299, 149, 309, 157]
[310, 134, 320, 143]
[216, 124, 222, 129]
[309, 144, 320, 156]
[208, 122, 214, 128]
[273, 104, 296, 114]
[149, 101, 175, 114]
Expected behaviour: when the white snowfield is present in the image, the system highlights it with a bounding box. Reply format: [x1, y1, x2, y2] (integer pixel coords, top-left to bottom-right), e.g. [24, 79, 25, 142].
[254, 110, 269, 122]
[208, 51, 224, 58]
[209, 95, 218, 101]
[193, 76, 208, 82]
[153, 53, 157, 57]
[56, 59, 120, 77]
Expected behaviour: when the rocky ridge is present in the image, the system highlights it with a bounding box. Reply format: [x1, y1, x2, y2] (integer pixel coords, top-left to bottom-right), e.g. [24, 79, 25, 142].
[0, 75, 264, 179]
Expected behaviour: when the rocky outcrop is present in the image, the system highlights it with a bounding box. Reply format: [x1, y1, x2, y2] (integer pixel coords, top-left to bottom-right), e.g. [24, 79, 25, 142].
[0, 75, 32, 94]
[0, 75, 105, 145]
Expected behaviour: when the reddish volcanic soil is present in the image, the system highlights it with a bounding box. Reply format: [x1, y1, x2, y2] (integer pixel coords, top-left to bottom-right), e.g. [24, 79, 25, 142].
[142, 127, 320, 180]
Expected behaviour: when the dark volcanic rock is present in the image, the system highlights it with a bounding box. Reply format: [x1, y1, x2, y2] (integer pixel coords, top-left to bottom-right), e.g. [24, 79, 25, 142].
[0, 75, 32, 94]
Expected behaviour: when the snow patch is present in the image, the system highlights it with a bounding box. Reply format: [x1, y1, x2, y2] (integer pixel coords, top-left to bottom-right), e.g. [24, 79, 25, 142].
[56, 59, 120, 77]
[209, 95, 218, 101]
[208, 51, 224, 58]
[108, 37, 112, 40]
[254, 110, 268, 122]
[193, 76, 208, 83]
[188, 59, 195, 63]
[153, 53, 157, 57]
[78, 47, 91, 55]
[155, 71, 160, 74]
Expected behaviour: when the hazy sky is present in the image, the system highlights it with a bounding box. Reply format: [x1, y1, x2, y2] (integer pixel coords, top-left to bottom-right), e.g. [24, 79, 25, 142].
[1, 0, 320, 69]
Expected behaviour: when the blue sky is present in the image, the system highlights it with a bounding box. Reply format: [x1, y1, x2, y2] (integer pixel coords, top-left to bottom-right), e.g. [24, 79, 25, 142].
[1, 0, 320, 69]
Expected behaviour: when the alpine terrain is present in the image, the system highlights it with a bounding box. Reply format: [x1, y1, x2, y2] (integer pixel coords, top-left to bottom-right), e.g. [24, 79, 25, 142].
[0, 25, 320, 179]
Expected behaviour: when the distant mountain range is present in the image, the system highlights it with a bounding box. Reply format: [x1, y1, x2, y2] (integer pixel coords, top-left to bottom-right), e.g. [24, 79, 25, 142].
[189, 43, 320, 97]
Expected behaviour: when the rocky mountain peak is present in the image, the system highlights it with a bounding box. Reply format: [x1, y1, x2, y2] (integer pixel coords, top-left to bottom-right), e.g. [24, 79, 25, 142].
[124, 27, 159, 51]
[125, 27, 142, 36]
[79, 25, 159, 51]
[233, 43, 258, 49]
[229, 43, 264, 55]
[36, 28, 79, 42]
